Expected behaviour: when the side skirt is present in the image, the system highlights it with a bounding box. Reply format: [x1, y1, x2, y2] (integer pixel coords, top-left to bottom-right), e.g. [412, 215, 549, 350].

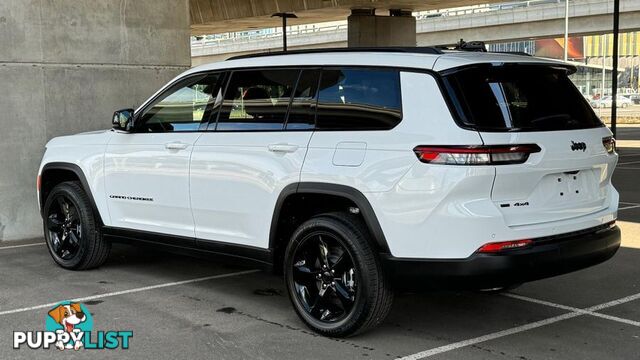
[102, 227, 273, 271]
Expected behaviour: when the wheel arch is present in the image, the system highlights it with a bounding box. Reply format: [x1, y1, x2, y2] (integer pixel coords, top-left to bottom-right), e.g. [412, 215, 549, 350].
[40, 162, 104, 225]
[269, 182, 390, 269]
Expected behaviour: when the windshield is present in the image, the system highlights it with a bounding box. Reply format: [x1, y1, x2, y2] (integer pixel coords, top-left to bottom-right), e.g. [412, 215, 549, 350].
[441, 64, 604, 132]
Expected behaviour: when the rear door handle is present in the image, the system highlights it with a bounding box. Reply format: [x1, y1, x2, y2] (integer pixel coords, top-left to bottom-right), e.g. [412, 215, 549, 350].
[165, 142, 189, 150]
[268, 143, 299, 153]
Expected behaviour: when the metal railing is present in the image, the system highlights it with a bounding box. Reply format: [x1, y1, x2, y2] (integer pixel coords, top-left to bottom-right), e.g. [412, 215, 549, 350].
[191, 23, 347, 52]
[414, 0, 561, 20]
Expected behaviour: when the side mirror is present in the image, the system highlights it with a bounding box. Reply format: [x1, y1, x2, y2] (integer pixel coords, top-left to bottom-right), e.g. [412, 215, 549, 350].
[112, 108, 134, 132]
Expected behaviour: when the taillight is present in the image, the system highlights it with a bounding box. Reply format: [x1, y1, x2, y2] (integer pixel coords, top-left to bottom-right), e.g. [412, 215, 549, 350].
[36, 175, 41, 192]
[477, 239, 533, 253]
[413, 144, 541, 165]
[602, 136, 616, 154]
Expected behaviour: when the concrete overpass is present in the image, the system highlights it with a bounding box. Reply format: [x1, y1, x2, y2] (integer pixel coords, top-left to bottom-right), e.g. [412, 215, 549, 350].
[192, 0, 640, 64]
[189, 0, 503, 35]
[416, 0, 640, 45]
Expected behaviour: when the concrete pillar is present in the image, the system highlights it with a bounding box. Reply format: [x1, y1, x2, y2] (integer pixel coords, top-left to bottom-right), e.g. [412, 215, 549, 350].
[0, 0, 191, 241]
[347, 9, 416, 47]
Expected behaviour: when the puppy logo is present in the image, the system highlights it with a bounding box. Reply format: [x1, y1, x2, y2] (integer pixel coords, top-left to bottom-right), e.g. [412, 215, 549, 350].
[46, 302, 92, 350]
[49, 303, 86, 333]
[14, 301, 132, 350]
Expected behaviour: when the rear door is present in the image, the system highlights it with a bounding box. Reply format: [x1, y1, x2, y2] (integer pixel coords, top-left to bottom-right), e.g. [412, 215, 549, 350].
[190, 68, 319, 249]
[442, 64, 618, 227]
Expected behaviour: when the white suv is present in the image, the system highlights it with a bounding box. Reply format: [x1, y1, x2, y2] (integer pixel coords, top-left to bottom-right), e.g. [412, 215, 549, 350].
[38, 48, 621, 337]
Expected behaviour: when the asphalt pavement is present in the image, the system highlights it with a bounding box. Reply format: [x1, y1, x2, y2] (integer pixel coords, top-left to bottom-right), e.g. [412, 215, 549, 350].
[1, 127, 639, 359]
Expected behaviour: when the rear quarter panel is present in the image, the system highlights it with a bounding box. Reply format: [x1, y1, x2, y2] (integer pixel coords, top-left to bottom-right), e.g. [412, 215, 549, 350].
[301, 71, 483, 192]
[301, 71, 487, 258]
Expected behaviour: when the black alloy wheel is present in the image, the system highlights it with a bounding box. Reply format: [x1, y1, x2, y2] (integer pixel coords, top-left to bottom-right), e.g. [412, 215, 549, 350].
[43, 181, 110, 270]
[46, 195, 82, 260]
[285, 213, 394, 337]
[290, 231, 358, 323]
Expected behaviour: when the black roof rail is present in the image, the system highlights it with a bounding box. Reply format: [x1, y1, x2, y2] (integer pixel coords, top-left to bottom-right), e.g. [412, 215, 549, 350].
[490, 51, 533, 56]
[226, 46, 444, 60]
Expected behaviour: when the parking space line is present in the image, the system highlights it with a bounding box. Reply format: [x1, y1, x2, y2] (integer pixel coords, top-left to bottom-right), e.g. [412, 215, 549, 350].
[616, 167, 640, 170]
[586, 292, 640, 312]
[397, 312, 581, 359]
[0, 243, 44, 250]
[398, 291, 640, 359]
[619, 205, 640, 211]
[617, 160, 640, 166]
[0, 269, 260, 316]
[504, 293, 640, 327]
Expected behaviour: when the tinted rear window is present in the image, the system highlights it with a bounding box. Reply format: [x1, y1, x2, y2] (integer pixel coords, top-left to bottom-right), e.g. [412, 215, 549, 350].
[316, 68, 402, 130]
[442, 65, 603, 132]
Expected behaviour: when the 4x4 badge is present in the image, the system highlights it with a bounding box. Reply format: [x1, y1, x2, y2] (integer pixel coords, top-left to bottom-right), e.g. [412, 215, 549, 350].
[570, 141, 586, 152]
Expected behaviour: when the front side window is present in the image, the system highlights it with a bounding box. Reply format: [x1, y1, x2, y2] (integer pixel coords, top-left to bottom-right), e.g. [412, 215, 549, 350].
[315, 68, 402, 130]
[215, 69, 299, 131]
[137, 73, 222, 132]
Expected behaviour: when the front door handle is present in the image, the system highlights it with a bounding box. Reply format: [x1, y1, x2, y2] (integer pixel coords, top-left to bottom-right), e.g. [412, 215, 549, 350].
[268, 143, 299, 153]
[165, 142, 189, 150]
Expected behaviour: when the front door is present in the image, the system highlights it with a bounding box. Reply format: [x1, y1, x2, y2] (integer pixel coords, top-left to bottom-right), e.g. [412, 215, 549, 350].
[104, 72, 223, 239]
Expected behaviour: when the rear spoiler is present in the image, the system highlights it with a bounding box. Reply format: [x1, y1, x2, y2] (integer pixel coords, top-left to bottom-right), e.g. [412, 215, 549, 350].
[438, 61, 578, 76]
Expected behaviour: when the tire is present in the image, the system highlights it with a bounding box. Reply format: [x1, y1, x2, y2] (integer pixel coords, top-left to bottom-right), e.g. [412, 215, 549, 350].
[43, 181, 110, 270]
[284, 212, 393, 337]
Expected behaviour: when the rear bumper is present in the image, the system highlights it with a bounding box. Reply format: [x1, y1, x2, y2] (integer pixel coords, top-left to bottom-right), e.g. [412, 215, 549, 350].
[382, 224, 621, 290]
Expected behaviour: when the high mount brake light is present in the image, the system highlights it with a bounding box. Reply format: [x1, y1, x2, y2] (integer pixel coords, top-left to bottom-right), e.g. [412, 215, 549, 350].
[413, 144, 541, 165]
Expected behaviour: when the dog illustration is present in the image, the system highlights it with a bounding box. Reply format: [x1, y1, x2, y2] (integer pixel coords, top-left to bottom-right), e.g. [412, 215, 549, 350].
[48, 303, 86, 350]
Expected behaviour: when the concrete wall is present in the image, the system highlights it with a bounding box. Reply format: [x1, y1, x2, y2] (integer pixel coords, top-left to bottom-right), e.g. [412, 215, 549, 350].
[0, 0, 191, 241]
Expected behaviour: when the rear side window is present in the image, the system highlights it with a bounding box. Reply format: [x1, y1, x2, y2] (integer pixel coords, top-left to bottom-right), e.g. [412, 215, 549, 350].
[442, 64, 603, 132]
[316, 68, 402, 130]
[216, 69, 299, 131]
